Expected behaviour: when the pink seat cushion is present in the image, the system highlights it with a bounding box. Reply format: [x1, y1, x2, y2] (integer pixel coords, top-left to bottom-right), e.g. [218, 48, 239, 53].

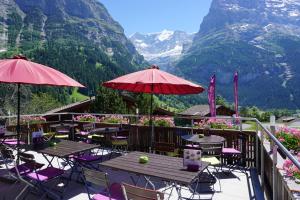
[74, 155, 102, 162]
[222, 148, 241, 154]
[79, 131, 89, 136]
[92, 194, 117, 200]
[26, 167, 64, 181]
[10, 162, 44, 175]
[92, 183, 124, 200]
[4, 140, 25, 145]
[109, 183, 124, 199]
[185, 144, 200, 148]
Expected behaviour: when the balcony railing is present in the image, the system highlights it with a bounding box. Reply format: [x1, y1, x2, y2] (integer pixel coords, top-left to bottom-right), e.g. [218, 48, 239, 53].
[1, 112, 300, 200]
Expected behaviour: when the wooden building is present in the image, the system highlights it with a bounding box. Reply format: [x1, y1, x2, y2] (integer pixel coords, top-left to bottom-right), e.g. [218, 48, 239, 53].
[179, 104, 235, 117]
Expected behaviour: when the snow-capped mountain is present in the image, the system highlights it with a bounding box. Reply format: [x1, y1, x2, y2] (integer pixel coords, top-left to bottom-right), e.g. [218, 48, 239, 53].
[130, 30, 194, 70]
[175, 0, 300, 109]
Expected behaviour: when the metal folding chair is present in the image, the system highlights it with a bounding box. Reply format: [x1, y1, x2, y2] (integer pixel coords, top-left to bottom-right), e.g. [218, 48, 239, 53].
[122, 182, 164, 200]
[82, 167, 123, 200]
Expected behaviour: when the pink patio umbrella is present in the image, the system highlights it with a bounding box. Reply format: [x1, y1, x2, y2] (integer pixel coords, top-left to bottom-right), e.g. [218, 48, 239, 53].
[0, 55, 85, 152]
[103, 65, 204, 147]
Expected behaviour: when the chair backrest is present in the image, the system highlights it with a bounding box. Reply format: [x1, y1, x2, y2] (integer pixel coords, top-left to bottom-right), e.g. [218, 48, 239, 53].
[82, 167, 110, 191]
[0, 146, 14, 160]
[122, 183, 164, 200]
[0, 118, 7, 136]
[83, 123, 95, 131]
[32, 131, 44, 147]
[155, 142, 175, 153]
[199, 142, 223, 158]
[19, 152, 35, 164]
[55, 126, 70, 134]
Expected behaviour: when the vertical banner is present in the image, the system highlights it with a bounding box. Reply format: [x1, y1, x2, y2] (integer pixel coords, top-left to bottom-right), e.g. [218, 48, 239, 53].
[208, 74, 216, 117]
[234, 72, 239, 118]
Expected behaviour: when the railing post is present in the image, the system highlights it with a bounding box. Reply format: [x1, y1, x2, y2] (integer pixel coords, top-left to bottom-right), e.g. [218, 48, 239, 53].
[256, 121, 259, 168]
[71, 114, 74, 141]
[239, 118, 243, 132]
[270, 125, 277, 200]
[260, 128, 265, 193]
[191, 119, 194, 134]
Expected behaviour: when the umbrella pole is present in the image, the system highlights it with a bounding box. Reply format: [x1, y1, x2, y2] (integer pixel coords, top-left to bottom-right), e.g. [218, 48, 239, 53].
[17, 83, 20, 163]
[150, 92, 154, 152]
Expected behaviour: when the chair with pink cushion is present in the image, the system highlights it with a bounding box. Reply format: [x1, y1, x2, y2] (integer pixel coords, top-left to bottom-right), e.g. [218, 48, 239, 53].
[75, 123, 95, 142]
[222, 135, 245, 171]
[23, 163, 66, 199]
[82, 167, 124, 200]
[3, 138, 25, 146]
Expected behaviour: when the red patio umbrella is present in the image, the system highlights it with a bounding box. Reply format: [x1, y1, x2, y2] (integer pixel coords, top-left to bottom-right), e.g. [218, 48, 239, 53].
[103, 65, 204, 147]
[0, 55, 85, 153]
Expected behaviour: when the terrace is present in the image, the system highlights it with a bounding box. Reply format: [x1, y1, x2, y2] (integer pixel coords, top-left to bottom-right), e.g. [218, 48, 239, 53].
[0, 113, 299, 200]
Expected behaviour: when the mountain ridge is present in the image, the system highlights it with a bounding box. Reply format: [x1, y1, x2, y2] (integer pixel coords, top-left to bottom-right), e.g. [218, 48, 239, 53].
[176, 0, 300, 109]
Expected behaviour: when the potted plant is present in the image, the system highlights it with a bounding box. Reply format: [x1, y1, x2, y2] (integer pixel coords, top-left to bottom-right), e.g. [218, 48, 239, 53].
[73, 114, 101, 123]
[275, 127, 300, 158]
[283, 154, 300, 184]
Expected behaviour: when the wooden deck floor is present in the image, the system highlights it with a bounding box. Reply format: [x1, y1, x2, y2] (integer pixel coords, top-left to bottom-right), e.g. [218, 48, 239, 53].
[0, 149, 255, 200]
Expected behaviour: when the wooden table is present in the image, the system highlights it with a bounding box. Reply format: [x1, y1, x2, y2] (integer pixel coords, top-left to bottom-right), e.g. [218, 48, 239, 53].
[0, 131, 18, 145]
[37, 140, 99, 167]
[90, 127, 128, 136]
[100, 151, 209, 198]
[49, 123, 79, 129]
[181, 134, 225, 144]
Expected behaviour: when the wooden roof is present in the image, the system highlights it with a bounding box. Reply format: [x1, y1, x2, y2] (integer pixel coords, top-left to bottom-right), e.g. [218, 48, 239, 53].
[179, 104, 235, 116]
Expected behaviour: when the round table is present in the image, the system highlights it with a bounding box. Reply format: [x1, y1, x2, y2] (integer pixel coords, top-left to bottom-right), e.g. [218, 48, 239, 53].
[181, 134, 225, 144]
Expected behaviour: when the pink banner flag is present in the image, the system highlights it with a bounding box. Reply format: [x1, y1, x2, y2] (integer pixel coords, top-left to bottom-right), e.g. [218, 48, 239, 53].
[234, 72, 239, 118]
[208, 74, 216, 117]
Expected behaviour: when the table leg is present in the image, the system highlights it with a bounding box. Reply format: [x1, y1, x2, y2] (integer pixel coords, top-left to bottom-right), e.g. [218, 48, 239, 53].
[144, 176, 155, 190]
[42, 153, 54, 167]
[130, 174, 141, 186]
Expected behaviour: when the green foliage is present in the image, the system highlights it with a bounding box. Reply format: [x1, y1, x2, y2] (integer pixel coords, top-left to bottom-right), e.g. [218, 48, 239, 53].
[91, 86, 127, 114]
[70, 88, 89, 102]
[135, 94, 157, 115]
[24, 93, 62, 114]
[240, 106, 293, 122]
[7, 11, 22, 47]
[216, 95, 229, 107]
[277, 133, 299, 151]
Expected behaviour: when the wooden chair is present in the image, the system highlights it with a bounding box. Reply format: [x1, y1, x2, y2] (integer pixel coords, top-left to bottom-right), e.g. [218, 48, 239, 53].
[154, 142, 180, 157]
[75, 123, 95, 141]
[199, 142, 223, 191]
[55, 125, 70, 140]
[122, 182, 164, 200]
[82, 167, 123, 200]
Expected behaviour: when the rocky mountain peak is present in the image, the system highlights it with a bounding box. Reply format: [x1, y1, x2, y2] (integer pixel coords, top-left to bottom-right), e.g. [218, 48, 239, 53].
[130, 30, 194, 70]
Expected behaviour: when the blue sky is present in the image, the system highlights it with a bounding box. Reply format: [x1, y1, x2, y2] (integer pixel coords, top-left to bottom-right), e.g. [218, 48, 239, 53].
[99, 0, 212, 36]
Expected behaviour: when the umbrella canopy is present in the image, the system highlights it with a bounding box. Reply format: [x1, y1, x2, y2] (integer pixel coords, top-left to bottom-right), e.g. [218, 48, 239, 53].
[0, 55, 84, 160]
[103, 65, 204, 149]
[0, 55, 84, 87]
[103, 65, 204, 94]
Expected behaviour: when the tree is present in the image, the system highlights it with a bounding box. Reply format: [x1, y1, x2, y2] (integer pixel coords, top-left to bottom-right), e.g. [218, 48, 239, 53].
[135, 94, 158, 115]
[216, 95, 228, 107]
[24, 93, 62, 114]
[91, 86, 127, 114]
